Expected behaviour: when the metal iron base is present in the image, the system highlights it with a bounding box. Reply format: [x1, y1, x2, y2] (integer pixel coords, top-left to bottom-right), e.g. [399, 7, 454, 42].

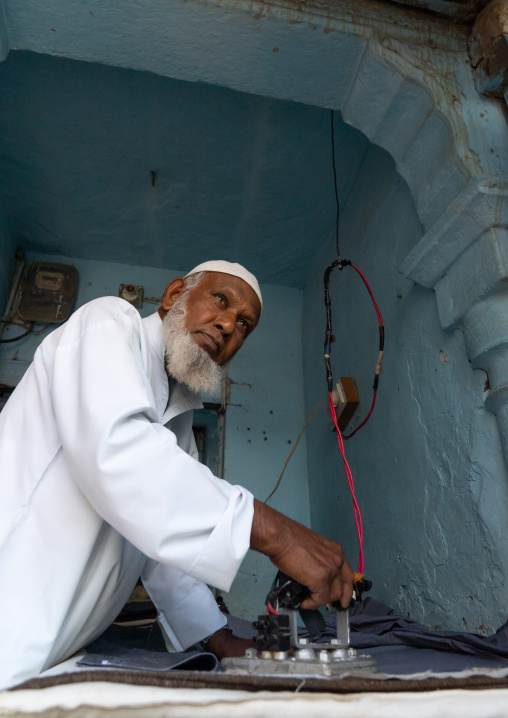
[222, 647, 377, 677]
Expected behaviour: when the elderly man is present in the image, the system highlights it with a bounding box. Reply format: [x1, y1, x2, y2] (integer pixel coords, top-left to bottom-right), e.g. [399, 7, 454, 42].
[0, 260, 353, 689]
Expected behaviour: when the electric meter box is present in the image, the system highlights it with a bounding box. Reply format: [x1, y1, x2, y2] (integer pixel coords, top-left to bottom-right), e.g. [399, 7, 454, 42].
[15, 261, 79, 323]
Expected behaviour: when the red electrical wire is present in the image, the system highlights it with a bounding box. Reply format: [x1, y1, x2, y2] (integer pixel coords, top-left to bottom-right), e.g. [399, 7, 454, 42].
[329, 392, 364, 574]
[343, 390, 377, 440]
[324, 259, 383, 572]
[266, 602, 280, 616]
[342, 264, 384, 441]
[350, 264, 383, 324]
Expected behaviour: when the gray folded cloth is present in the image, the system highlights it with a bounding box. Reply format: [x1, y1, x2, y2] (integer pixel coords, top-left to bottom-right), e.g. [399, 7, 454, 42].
[78, 639, 218, 672]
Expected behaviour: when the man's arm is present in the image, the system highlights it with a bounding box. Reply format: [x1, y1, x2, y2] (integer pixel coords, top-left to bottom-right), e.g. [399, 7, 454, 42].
[141, 560, 228, 651]
[48, 298, 254, 591]
[205, 500, 354, 659]
[250, 499, 354, 610]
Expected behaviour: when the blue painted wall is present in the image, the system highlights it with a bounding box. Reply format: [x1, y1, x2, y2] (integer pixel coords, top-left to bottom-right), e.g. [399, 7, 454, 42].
[0, 252, 308, 616]
[303, 142, 508, 633]
[0, 51, 367, 289]
[0, 200, 13, 317]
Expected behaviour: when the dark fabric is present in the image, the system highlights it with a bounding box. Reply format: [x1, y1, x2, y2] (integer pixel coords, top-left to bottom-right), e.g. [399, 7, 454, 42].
[114, 600, 158, 624]
[86, 619, 168, 652]
[11, 598, 508, 692]
[77, 639, 218, 672]
[366, 644, 508, 674]
[50, 596, 508, 683]
[226, 599, 508, 662]
[308, 598, 508, 661]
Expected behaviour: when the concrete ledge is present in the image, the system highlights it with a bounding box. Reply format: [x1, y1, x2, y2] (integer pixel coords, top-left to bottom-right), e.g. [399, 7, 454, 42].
[400, 176, 508, 288]
[436, 227, 508, 329]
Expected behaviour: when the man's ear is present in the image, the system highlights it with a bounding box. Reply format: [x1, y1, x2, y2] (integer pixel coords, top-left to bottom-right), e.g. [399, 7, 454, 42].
[159, 277, 186, 318]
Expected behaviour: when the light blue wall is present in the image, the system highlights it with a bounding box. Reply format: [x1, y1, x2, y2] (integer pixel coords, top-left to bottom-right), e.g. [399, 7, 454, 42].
[0, 252, 308, 616]
[0, 51, 367, 289]
[303, 143, 508, 633]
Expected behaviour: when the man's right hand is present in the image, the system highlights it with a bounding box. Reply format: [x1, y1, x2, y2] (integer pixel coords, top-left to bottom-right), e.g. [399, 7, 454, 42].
[250, 499, 354, 610]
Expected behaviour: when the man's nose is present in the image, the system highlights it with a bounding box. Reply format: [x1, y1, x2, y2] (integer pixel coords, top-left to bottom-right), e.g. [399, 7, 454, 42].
[215, 309, 237, 335]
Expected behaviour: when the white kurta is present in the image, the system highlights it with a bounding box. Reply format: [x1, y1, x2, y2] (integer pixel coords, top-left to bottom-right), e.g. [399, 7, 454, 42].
[0, 298, 254, 689]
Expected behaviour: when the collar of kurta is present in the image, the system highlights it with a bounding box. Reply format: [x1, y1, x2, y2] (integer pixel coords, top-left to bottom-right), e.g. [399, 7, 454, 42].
[143, 311, 203, 424]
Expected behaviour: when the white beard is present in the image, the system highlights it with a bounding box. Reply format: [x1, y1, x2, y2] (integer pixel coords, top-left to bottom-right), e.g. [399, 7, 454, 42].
[161, 295, 224, 395]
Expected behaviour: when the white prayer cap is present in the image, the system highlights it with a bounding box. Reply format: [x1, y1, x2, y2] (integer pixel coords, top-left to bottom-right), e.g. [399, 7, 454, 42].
[185, 260, 262, 310]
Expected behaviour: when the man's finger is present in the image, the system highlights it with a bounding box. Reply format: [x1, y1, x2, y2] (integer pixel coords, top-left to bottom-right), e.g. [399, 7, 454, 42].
[299, 595, 329, 610]
[339, 577, 354, 608]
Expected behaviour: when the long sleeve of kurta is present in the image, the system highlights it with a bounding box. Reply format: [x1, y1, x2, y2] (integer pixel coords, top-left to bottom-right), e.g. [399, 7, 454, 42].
[43, 297, 254, 591]
[141, 560, 227, 650]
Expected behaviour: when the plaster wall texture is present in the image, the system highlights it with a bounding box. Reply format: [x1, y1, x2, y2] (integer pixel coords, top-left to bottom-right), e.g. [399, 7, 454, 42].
[2, 0, 506, 185]
[0, 51, 367, 289]
[0, 253, 309, 618]
[302, 143, 508, 634]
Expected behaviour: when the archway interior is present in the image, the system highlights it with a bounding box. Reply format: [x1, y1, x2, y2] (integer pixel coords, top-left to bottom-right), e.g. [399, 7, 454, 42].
[1, 50, 505, 633]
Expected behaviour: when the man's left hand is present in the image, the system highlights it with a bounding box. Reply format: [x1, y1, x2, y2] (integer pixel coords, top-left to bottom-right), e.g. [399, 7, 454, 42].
[205, 628, 255, 659]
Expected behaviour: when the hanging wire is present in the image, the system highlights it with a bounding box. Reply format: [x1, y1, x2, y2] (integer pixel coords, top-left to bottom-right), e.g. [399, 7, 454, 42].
[0, 323, 34, 343]
[331, 110, 340, 259]
[264, 399, 324, 504]
[329, 392, 364, 574]
[325, 109, 386, 574]
[324, 262, 384, 437]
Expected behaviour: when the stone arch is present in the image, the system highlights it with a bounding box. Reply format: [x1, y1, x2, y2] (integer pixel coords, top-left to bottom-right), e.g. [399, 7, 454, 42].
[314, 31, 508, 465]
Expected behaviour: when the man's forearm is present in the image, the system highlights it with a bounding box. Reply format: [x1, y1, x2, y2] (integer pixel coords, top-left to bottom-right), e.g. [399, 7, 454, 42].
[249, 498, 354, 610]
[250, 499, 292, 560]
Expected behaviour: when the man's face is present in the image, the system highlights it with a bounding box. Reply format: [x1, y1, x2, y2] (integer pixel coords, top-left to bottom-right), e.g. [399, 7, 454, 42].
[163, 272, 261, 366]
[183, 272, 261, 365]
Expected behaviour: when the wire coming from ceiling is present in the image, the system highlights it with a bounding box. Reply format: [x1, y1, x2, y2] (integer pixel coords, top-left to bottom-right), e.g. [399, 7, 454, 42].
[325, 109, 385, 573]
[331, 110, 341, 259]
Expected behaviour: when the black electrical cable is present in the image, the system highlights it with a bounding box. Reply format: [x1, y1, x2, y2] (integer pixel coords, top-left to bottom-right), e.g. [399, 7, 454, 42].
[331, 110, 340, 259]
[0, 323, 33, 343]
[326, 108, 384, 437]
[323, 262, 384, 437]
[323, 258, 349, 393]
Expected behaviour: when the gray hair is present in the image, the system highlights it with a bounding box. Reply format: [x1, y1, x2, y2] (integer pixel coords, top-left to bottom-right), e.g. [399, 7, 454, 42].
[182, 271, 205, 295]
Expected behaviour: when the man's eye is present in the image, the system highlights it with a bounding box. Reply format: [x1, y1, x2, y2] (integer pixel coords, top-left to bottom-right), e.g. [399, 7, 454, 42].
[215, 294, 226, 304]
[238, 319, 249, 333]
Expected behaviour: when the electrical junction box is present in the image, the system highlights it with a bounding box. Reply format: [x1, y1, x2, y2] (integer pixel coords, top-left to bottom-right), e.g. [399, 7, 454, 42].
[15, 262, 78, 323]
[330, 377, 360, 431]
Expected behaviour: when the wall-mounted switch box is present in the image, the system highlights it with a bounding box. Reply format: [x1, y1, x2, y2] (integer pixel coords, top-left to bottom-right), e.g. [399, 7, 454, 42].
[329, 377, 360, 431]
[15, 262, 78, 323]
